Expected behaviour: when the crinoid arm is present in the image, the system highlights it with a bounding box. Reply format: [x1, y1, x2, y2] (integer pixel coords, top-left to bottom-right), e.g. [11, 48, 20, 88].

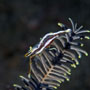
[14, 18, 89, 90]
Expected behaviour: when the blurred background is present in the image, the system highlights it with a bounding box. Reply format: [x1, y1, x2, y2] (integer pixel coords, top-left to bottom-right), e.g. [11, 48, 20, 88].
[0, 0, 90, 90]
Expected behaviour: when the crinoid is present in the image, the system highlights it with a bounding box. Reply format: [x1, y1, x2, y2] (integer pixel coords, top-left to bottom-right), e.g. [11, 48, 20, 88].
[13, 18, 90, 90]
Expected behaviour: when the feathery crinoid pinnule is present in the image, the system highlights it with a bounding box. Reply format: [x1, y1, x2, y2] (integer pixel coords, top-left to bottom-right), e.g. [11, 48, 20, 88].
[13, 18, 90, 90]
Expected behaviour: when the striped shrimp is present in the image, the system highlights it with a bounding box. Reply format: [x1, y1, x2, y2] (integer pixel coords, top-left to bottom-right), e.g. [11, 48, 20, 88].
[25, 29, 71, 77]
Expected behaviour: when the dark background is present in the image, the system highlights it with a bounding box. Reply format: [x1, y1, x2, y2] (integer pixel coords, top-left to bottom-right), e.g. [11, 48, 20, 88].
[0, 0, 90, 90]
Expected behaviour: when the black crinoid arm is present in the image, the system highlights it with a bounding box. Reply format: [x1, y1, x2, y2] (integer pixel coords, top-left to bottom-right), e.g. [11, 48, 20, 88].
[13, 18, 90, 90]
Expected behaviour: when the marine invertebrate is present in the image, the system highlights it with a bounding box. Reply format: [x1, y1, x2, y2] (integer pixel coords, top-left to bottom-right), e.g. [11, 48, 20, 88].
[25, 29, 71, 58]
[13, 18, 90, 90]
[25, 28, 71, 76]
